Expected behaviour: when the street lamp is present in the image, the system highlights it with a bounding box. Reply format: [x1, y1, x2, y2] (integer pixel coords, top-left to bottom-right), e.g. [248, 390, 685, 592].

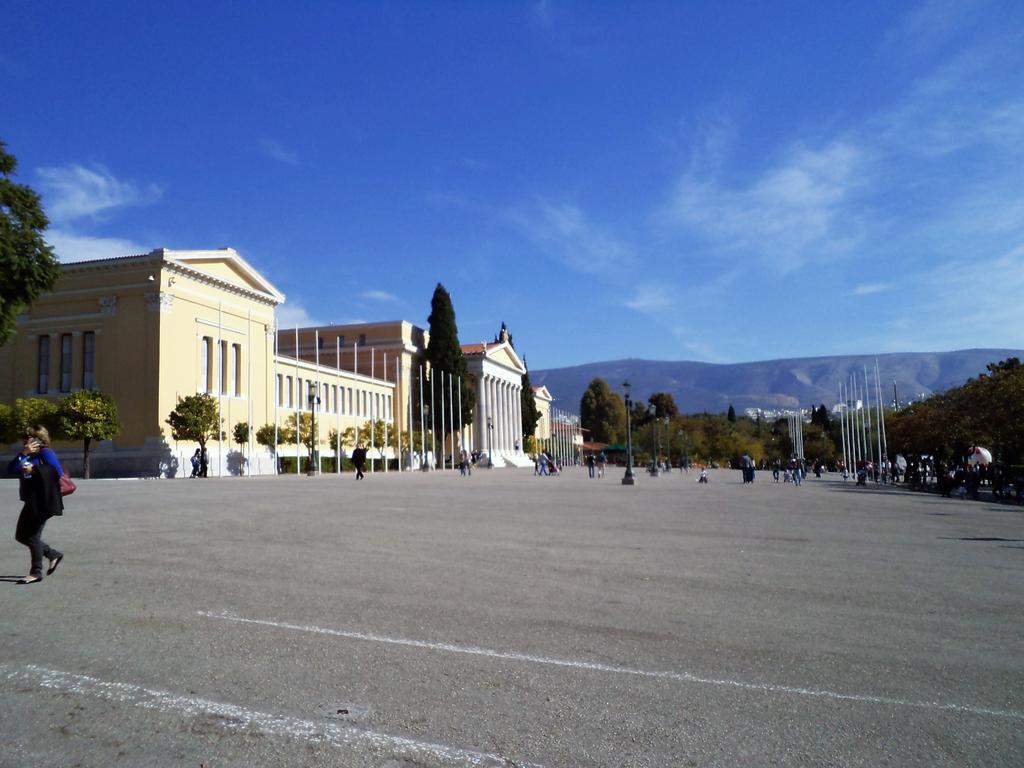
[648, 403, 660, 476]
[307, 390, 320, 476]
[622, 381, 635, 486]
[486, 416, 494, 468]
[663, 416, 671, 472]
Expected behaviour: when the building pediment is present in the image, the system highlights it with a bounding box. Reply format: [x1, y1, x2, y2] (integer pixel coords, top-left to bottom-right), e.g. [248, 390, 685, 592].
[163, 248, 285, 304]
[533, 385, 553, 403]
[463, 340, 526, 375]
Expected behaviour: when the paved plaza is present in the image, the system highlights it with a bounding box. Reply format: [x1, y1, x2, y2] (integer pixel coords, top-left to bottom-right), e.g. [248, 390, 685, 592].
[1, 467, 1022, 767]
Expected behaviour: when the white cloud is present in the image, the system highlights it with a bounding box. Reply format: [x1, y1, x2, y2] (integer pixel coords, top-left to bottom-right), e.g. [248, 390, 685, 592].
[852, 282, 893, 296]
[260, 139, 299, 166]
[895, 243, 1024, 350]
[46, 229, 150, 263]
[508, 200, 632, 275]
[275, 302, 323, 330]
[36, 164, 162, 222]
[663, 141, 865, 271]
[624, 284, 672, 313]
[360, 290, 398, 302]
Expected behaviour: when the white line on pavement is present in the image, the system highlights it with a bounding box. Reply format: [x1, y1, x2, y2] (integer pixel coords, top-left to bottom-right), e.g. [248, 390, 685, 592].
[0, 664, 542, 768]
[198, 609, 1024, 721]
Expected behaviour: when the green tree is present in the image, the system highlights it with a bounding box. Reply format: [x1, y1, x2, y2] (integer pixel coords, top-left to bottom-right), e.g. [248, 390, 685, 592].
[56, 390, 120, 478]
[520, 368, 541, 442]
[0, 402, 11, 443]
[281, 412, 316, 463]
[255, 423, 283, 454]
[648, 392, 679, 419]
[424, 283, 475, 434]
[0, 141, 61, 347]
[727, 404, 736, 423]
[232, 421, 249, 474]
[165, 393, 221, 450]
[8, 397, 59, 439]
[579, 378, 626, 443]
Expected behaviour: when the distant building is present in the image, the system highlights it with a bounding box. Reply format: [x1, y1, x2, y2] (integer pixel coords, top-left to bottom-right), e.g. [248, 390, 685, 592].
[1, 249, 547, 475]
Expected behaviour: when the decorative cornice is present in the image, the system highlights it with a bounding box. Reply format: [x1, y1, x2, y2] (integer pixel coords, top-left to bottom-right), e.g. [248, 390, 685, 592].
[165, 261, 281, 307]
[99, 296, 118, 316]
[145, 291, 174, 313]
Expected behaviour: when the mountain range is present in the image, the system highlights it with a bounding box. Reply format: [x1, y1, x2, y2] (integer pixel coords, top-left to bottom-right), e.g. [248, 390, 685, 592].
[531, 349, 1024, 415]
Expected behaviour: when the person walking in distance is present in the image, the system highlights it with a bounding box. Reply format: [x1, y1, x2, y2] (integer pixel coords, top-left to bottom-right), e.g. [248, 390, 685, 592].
[7, 426, 66, 584]
[351, 443, 367, 480]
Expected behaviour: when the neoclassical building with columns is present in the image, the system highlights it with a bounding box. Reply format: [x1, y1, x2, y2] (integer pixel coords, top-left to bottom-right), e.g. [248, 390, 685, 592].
[0, 247, 553, 476]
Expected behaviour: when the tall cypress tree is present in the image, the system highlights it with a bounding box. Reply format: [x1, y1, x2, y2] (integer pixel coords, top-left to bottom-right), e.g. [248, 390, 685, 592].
[520, 365, 540, 442]
[425, 283, 475, 435]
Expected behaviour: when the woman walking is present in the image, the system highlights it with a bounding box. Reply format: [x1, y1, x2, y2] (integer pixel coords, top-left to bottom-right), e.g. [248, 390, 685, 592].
[7, 425, 65, 585]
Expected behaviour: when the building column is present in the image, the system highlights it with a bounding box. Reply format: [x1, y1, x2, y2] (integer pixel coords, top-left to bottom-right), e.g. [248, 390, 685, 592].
[497, 380, 506, 452]
[501, 382, 509, 454]
[509, 382, 517, 451]
[477, 373, 487, 454]
[485, 376, 493, 456]
[514, 385, 522, 451]
[497, 378, 507, 453]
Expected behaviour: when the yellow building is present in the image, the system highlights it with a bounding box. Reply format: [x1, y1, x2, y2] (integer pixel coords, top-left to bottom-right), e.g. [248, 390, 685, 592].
[1, 248, 558, 476]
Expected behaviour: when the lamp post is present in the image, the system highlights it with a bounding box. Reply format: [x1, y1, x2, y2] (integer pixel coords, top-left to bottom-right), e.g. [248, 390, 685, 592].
[663, 416, 671, 472]
[486, 416, 494, 468]
[307, 391, 320, 476]
[622, 381, 635, 486]
[648, 403, 660, 476]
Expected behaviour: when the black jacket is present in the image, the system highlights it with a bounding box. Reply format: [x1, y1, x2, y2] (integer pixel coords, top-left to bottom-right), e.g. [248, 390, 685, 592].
[29, 462, 64, 519]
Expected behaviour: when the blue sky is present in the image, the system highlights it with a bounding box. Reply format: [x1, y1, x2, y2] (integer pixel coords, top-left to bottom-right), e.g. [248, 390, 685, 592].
[3, 0, 1023, 369]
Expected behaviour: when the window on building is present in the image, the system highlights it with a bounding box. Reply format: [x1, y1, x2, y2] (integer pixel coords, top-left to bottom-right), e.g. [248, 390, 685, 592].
[345, 387, 352, 415]
[276, 374, 283, 406]
[200, 336, 212, 393]
[286, 376, 293, 408]
[358, 333, 367, 346]
[37, 336, 50, 394]
[323, 383, 329, 410]
[362, 390, 367, 416]
[82, 332, 95, 390]
[338, 335, 345, 349]
[332, 385, 338, 413]
[60, 334, 72, 392]
[232, 344, 242, 396]
[219, 340, 228, 395]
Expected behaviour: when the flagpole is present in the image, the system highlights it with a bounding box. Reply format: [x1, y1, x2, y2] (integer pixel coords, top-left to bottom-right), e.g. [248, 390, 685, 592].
[430, 369, 437, 469]
[457, 374, 463, 464]
[273, 321, 279, 475]
[336, 337, 341, 474]
[838, 385, 847, 478]
[419, 364, 426, 471]
[354, 341, 359, 470]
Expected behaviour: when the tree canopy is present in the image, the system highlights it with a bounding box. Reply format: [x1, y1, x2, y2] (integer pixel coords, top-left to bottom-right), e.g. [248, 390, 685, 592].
[887, 357, 1024, 465]
[0, 141, 61, 347]
[648, 392, 679, 419]
[57, 390, 120, 478]
[579, 378, 626, 443]
[424, 283, 474, 431]
[165, 393, 221, 448]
